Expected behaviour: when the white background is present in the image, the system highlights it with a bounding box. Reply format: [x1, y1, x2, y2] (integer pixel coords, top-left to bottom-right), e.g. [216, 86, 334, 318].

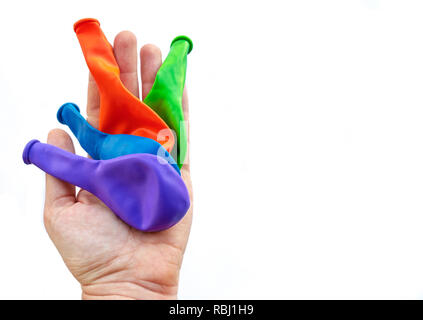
[1, 0, 423, 299]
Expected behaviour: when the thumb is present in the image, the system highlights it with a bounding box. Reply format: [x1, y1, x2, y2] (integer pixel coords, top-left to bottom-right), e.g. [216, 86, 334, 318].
[44, 129, 76, 215]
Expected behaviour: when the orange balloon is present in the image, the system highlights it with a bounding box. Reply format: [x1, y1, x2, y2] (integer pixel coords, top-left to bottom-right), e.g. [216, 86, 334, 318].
[73, 18, 174, 152]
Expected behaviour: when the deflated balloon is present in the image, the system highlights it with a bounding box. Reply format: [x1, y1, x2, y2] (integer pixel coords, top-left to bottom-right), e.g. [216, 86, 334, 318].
[74, 18, 174, 152]
[22, 140, 190, 232]
[57, 102, 180, 174]
[144, 36, 193, 168]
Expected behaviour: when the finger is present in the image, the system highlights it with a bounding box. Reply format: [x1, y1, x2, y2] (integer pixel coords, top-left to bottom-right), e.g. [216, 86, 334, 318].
[87, 73, 100, 128]
[114, 31, 139, 98]
[44, 129, 76, 211]
[140, 44, 162, 99]
[181, 87, 190, 173]
[181, 85, 190, 174]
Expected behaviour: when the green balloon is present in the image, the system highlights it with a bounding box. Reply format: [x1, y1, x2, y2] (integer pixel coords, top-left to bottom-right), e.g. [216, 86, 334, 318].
[144, 35, 193, 169]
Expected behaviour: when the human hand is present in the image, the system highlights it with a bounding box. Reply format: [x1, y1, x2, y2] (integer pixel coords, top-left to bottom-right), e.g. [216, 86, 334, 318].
[43, 31, 193, 300]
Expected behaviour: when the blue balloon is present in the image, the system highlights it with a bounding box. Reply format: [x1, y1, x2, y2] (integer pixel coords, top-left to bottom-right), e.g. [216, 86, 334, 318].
[57, 102, 180, 174]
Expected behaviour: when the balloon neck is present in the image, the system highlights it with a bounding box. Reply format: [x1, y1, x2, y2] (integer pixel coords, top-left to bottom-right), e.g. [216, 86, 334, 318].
[57, 102, 106, 160]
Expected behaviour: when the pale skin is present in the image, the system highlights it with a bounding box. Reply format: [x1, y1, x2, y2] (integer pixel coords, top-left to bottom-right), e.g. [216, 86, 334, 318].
[44, 31, 193, 299]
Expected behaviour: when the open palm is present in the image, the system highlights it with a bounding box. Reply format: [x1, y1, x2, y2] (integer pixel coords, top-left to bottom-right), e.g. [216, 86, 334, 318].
[44, 31, 193, 300]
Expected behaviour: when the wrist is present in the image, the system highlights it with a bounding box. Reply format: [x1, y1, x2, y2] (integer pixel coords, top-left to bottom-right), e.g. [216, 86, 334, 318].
[81, 281, 178, 300]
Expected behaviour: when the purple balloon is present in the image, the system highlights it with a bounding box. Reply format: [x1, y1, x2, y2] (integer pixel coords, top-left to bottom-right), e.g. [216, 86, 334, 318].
[23, 139, 190, 232]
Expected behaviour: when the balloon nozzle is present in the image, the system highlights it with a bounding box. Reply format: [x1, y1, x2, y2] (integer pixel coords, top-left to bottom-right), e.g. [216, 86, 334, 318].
[57, 103, 80, 124]
[22, 139, 39, 165]
[73, 18, 100, 33]
[171, 35, 193, 54]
